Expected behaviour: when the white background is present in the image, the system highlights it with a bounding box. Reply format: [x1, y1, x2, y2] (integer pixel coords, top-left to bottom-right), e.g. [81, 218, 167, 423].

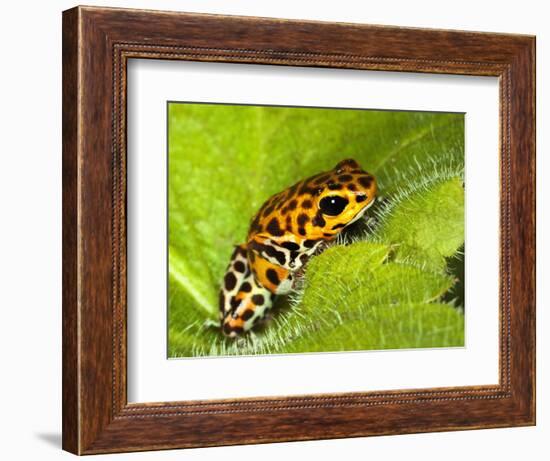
[128, 61, 499, 402]
[0, 1, 546, 460]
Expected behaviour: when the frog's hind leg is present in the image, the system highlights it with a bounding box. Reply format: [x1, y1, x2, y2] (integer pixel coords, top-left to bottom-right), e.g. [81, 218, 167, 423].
[248, 249, 294, 295]
[219, 245, 274, 338]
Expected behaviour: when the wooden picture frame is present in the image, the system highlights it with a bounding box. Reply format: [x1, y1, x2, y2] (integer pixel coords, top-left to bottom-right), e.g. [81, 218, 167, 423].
[62, 5, 536, 455]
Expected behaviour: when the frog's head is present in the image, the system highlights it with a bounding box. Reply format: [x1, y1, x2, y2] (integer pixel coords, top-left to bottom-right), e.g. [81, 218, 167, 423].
[307, 158, 377, 239]
[247, 158, 377, 243]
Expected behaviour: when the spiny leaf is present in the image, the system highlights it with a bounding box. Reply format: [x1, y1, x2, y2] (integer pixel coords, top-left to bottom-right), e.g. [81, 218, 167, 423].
[184, 241, 459, 357]
[286, 303, 465, 353]
[377, 177, 465, 271]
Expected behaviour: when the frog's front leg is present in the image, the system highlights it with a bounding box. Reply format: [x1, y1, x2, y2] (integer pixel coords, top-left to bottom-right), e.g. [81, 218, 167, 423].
[219, 245, 275, 337]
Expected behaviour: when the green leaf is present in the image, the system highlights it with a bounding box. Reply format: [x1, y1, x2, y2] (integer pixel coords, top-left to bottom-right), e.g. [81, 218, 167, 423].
[168, 103, 465, 357]
[286, 303, 465, 353]
[285, 242, 457, 353]
[377, 178, 465, 271]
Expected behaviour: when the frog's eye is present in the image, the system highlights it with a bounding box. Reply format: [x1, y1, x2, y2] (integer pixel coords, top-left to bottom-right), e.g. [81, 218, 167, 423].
[319, 196, 349, 216]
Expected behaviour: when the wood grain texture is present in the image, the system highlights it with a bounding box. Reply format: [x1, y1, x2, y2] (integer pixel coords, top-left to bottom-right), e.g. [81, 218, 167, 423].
[62, 5, 536, 455]
[61, 7, 79, 454]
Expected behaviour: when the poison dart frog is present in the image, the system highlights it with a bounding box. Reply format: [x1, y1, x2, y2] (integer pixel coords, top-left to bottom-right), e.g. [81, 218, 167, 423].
[219, 158, 377, 337]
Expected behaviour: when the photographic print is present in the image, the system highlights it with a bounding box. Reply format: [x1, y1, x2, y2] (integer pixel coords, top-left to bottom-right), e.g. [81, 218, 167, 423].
[168, 102, 465, 358]
[62, 8, 535, 452]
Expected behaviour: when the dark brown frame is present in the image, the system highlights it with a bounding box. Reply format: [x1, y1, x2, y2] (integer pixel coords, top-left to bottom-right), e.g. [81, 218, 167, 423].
[62, 5, 536, 455]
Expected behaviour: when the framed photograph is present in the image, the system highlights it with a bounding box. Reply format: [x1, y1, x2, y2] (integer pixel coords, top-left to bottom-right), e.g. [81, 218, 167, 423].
[62, 5, 535, 455]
